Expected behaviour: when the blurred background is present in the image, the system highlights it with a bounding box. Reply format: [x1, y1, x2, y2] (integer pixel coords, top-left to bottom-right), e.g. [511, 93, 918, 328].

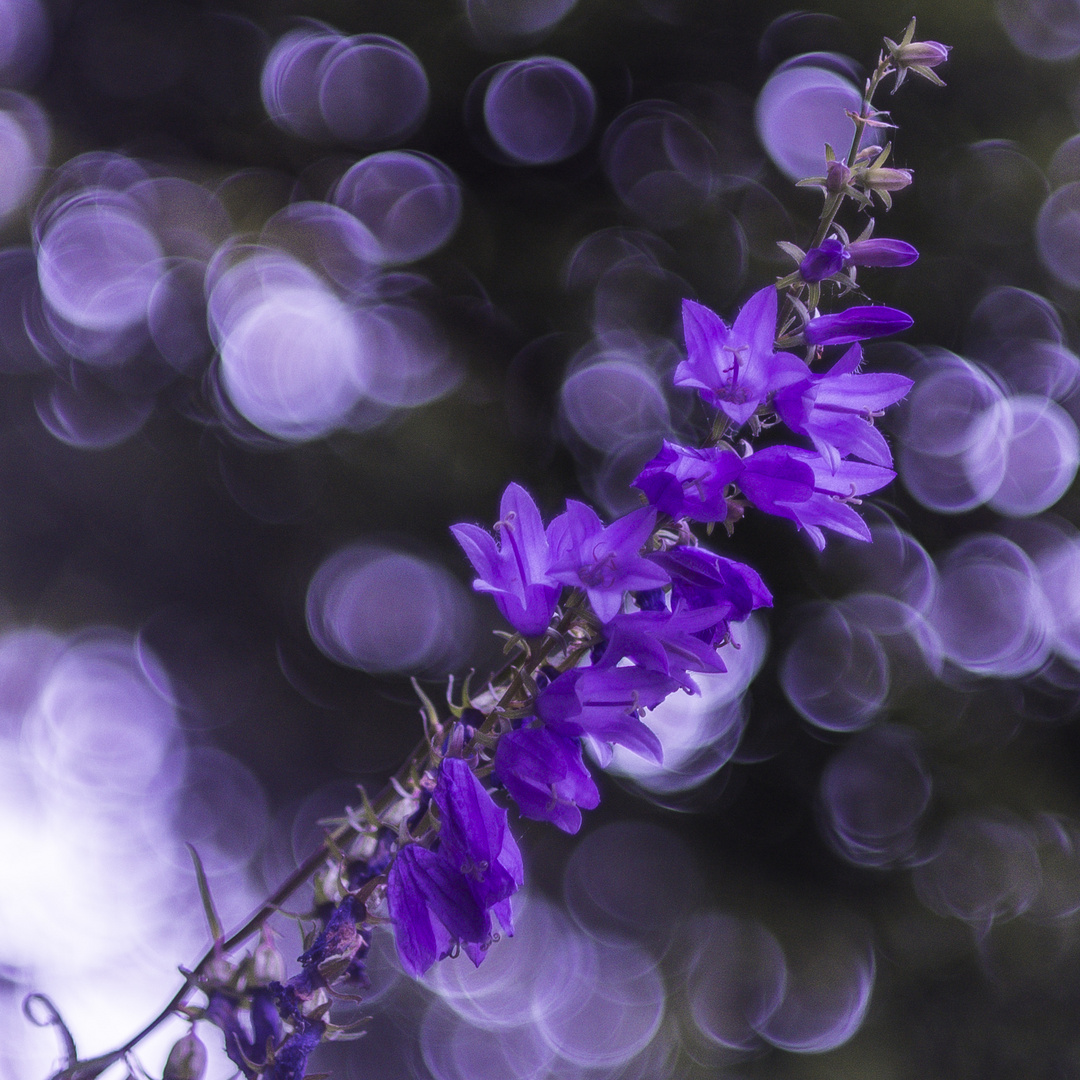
[3, 0, 1080, 1076]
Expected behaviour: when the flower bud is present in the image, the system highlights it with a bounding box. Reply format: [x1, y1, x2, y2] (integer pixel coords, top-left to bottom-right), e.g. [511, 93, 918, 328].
[825, 159, 852, 194]
[894, 40, 951, 67]
[252, 933, 286, 984]
[799, 238, 847, 282]
[845, 237, 919, 268]
[163, 1031, 207, 1080]
[861, 166, 913, 193]
[804, 306, 913, 346]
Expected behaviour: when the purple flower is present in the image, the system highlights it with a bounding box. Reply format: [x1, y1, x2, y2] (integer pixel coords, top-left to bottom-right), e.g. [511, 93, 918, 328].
[547, 501, 668, 623]
[653, 545, 772, 644]
[266, 985, 326, 1080]
[738, 445, 895, 550]
[386, 843, 491, 978]
[451, 482, 560, 636]
[800, 237, 918, 282]
[263, 1022, 323, 1080]
[495, 725, 600, 834]
[675, 288, 806, 426]
[596, 606, 731, 691]
[632, 440, 743, 522]
[536, 665, 681, 763]
[804, 306, 913, 346]
[433, 756, 524, 913]
[205, 990, 282, 1079]
[774, 343, 913, 470]
[799, 238, 847, 282]
[297, 895, 370, 985]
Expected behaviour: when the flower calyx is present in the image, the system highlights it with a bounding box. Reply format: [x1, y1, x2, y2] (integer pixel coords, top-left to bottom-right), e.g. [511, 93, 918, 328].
[884, 17, 951, 91]
[850, 143, 911, 209]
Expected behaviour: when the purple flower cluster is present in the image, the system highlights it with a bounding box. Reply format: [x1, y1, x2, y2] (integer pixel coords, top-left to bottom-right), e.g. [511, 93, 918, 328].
[416, 272, 915, 978]
[204, 896, 372, 1079]
[202, 152, 921, 1069]
[632, 286, 913, 549]
[382, 477, 775, 974]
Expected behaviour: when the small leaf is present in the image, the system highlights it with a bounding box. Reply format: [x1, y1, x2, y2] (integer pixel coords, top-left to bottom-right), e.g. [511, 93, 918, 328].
[776, 241, 806, 265]
[186, 844, 224, 944]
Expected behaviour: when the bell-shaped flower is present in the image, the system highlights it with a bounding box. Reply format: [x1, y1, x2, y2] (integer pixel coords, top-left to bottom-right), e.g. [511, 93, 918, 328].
[494, 724, 600, 834]
[652, 546, 772, 644]
[774, 343, 913, 470]
[845, 237, 919, 268]
[432, 756, 524, 913]
[451, 482, 560, 636]
[547, 502, 668, 623]
[595, 605, 731, 691]
[536, 665, 681, 763]
[632, 440, 743, 522]
[799, 237, 848, 282]
[675, 288, 806, 426]
[738, 445, 895, 550]
[386, 843, 491, 978]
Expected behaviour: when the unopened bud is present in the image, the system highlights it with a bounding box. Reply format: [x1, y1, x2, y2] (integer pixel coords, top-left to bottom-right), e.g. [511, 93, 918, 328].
[862, 166, 913, 192]
[893, 40, 951, 67]
[845, 237, 919, 268]
[885, 19, 952, 90]
[163, 1031, 207, 1080]
[825, 159, 852, 194]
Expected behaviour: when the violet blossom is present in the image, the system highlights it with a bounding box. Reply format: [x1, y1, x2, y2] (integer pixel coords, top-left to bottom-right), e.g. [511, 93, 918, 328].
[799, 238, 847, 282]
[547, 501, 668, 622]
[536, 664, 681, 763]
[800, 236, 918, 282]
[846, 237, 919, 268]
[386, 843, 492, 978]
[886, 17, 951, 89]
[432, 756, 524, 915]
[632, 440, 743, 522]
[738, 445, 896, 549]
[675, 288, 806, 427]
[596, 605, 731, 691]
[653, 546, 773, 645]
[774, 343, 913, 469]
[804, 305, 913, 345]
[494, 725, 600, 834]
[451, 482, 560, 636]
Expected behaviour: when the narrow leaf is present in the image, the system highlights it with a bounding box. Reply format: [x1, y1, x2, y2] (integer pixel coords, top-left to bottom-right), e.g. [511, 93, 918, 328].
[186, 843, 224, 944]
